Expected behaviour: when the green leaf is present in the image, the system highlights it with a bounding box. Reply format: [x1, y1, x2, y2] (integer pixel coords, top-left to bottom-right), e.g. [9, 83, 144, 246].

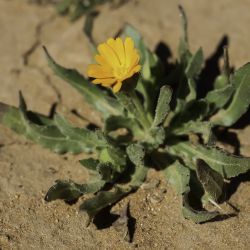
[43, 46, 122, 119]
[79, 158, 99, 171]
[83, 11, 98, 49]
[169, 142, 250, 178]
[55, 114, 107, 151]
[153, 85, 172, 127]
[116, 91, 152, 130]
[170, 121, 212, 143]
[99, 147, 127, 173]
[178, 5, 191, 64]
[80, 187, 127, 220]
[211, 63, 250, 126]
[164, 161, 190, 195]
[122, 24, 142, 49]
[126, 143, 145, 166]
[171, 99, 209, 127]
[45, 180, 104, 202]
[2, 94, 97, 154]
[196, 159, 224, 202]
[185, 47, 203, 79]
[182, 192, 219, 223]
[206, 84, 234, 110]
[144, 126, 165, 149]
[104, 115, 143, 138]
[96, 162, 119, 182]
[185, 78, 197, 102]
[56, 0, 71, 14]
[80, 151, 148, 222]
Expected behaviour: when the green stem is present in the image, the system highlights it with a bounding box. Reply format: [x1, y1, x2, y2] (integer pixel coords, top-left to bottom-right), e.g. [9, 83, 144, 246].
[129, 90, 151, 130]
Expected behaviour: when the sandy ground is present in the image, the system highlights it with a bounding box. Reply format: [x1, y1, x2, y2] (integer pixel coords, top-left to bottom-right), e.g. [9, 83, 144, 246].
[0, 0, 250, 249]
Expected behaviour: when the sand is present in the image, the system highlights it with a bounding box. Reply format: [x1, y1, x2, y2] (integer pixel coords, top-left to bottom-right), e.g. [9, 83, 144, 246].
[0, 0, 250, 249]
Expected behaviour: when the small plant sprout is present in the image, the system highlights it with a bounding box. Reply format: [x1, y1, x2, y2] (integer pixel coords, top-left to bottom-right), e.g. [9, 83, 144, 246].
[0, 7, 250, 225]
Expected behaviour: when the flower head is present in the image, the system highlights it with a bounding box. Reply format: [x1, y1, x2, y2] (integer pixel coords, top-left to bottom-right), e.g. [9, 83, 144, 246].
[87, 37, 141, 93]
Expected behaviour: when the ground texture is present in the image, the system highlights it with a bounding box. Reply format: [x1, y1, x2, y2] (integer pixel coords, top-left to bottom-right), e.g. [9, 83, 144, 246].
[0, 0, 250, 249]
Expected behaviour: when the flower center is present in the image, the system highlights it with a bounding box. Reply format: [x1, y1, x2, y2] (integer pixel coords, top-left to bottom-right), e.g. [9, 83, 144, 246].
[113, 66, 129, 80]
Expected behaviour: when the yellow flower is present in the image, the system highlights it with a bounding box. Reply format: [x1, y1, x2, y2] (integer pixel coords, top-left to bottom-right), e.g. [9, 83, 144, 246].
[87, 37, 141, 93]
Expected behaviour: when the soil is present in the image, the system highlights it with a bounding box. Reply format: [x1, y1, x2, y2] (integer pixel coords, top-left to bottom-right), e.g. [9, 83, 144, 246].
[0, 0, 250, 249]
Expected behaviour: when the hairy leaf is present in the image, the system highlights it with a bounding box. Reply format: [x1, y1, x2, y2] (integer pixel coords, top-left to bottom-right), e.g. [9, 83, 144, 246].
[178, 5, 191, 64]
[99, 147, 127, 173]
[185, 47, 203, 79]
[185, 78, 197, 102]
[2, 95, 97, 154]
[79, 158, 99, 171]
[97, 162, 119, 182]
[104, 115, 143, 138]
[171, 121, 212, 143]
[196, 159, 224, 202]
[206, 84, 234, 111]
[0, 102, 54, 133]
[126, 143, 145, 166]
[169, 142, 250, 178]
[55, 114, 107, 151]
[164, 161, 190, 195]
[153, 85, 172, 127]
[80, 187, 127, 220]
[80, 156, 148, 221]
[182, 192, 219, 223]
[171, 99, 209, 127]
[45, 180, 105, 202]
[211, 63, 250, 126]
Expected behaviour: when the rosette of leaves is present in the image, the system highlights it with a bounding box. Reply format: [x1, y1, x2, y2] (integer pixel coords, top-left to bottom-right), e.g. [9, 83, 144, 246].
[1, 7, 250, 224]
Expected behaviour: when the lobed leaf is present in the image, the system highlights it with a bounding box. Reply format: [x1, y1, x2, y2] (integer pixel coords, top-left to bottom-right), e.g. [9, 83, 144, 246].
[1, 94, 108, 154]
[80, 162, 148, 221]
[169, 142, 250, 178]
[55, 114, 107, 151]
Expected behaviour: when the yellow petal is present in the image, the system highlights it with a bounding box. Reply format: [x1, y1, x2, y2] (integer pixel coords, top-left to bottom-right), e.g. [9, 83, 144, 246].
[124, 37, 134, 67]
[128, 49, 140, 71]
[126, 64, 141, 79]
[114, 38, 125, 65]
[97, 42, 120, 68]
[87, 64, 113, 78]
[95, 55, 111, 69]
[112, 81, 122, 93]
[132, 64, 141, 73]
[92, 78, 116, 86]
